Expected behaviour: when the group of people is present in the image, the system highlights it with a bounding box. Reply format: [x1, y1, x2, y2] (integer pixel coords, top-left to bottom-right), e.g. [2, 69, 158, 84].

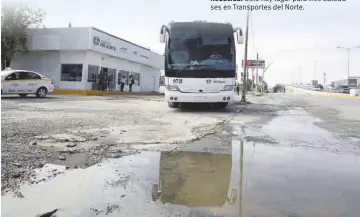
[120, 74, 135, 92]
[99, 74, 115, 91]
[98, 73, 135, 92]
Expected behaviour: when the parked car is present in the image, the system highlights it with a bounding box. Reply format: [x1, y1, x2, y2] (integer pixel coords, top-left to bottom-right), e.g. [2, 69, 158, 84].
[335, 85, 350, 94]
[312, 86, 321, 91]
[1, 69, 54, 98]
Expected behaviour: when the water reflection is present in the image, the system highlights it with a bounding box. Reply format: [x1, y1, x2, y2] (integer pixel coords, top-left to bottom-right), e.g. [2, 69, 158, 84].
[151, 140, 244, 217]
[2, 137, 360, 217]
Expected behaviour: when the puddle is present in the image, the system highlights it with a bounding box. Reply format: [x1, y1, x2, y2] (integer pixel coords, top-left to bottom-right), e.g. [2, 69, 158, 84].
[52, 152, 92, 169]
[262, 108, 360, 154]
[2, 138, 360, 217]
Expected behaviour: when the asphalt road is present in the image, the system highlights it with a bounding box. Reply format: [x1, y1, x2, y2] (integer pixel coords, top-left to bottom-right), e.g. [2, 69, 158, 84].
[1, 93, 360, 217]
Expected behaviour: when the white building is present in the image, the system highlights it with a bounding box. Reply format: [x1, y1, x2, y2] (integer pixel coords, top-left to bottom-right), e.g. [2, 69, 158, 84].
[11, 27, 164, 92]
[332, 76, 360, 88]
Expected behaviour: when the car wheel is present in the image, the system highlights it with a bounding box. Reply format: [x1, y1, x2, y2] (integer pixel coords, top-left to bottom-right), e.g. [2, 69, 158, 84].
[36, 87, 48, 98]
[168, 102, 179, 108]
[19, 94, 28, 98]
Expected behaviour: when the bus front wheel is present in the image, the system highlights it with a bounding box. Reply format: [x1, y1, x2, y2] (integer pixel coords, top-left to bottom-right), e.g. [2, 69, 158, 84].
[168, 102, 179, 108]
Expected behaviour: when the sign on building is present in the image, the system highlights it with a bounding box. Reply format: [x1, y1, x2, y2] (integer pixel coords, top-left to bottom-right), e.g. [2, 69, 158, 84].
[242, 60, 265, 69]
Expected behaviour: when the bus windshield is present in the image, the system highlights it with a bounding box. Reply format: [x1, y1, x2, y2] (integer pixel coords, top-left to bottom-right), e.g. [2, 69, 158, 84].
[168, 29, 235, 71]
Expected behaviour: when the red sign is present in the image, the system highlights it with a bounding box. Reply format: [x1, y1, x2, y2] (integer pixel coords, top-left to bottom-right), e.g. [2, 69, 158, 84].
[242, 60, 265, 68]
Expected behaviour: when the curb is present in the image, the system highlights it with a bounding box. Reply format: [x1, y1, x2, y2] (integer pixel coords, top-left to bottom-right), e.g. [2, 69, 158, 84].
[53, 89, 164, 96]
[311, 92, 360, 99]
[286, 86, 360, 99]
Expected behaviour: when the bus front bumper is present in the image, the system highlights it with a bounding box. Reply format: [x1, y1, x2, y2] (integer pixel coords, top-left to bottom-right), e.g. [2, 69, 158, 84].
[165, 91, 235, 103]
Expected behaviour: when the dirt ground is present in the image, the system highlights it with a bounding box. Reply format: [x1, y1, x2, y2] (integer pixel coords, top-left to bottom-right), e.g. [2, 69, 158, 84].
[1, 94, 250, 194]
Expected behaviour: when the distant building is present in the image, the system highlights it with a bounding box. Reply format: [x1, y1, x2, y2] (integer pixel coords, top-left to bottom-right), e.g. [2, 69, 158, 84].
[331, 77, 360, 88]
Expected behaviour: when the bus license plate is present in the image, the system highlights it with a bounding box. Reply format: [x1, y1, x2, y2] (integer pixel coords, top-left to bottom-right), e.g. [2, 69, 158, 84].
[194, 96, 207, 100]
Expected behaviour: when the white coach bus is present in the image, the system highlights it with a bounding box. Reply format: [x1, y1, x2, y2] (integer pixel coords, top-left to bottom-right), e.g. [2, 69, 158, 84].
[159, 21, 243, 109]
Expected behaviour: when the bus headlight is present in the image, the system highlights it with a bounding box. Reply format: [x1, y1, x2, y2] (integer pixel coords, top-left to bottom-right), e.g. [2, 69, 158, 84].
[166, 85, 180, 91]
[221, 85, 235, 91]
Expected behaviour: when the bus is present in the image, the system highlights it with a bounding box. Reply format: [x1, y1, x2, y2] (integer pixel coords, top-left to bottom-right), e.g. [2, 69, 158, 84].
[159, 21, 243, 109]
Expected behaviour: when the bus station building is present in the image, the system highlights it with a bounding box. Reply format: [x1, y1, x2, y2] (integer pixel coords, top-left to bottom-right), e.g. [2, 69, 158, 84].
[10, 27, 164, 93]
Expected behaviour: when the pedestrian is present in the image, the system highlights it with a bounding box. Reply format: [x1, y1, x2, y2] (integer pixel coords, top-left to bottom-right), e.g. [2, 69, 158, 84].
[236, 80, 240, 95]
[108, 74, 114, 91]
[120, 76, 126, 92]
[103, 74, 108, 91]
[129, 74, 135, 92]
[99, 70, 104, 91]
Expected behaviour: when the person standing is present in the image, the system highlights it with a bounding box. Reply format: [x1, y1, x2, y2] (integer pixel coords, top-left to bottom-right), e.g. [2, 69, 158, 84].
[236, 80, 240, 95]
[120, 76, 126, 92]
[103, 74, 108, 91]
[108, 74, 114, 91]
[99, 70, 104, 91]
[129, 74, 135, 92]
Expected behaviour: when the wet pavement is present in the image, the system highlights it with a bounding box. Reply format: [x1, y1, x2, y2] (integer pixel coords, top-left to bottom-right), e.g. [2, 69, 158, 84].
[2, 97, 360, 217]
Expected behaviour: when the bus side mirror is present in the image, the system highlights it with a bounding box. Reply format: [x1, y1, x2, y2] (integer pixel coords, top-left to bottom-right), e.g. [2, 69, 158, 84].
[160, 25, 168, 43]
[160, 33, 165, 43]
[234, 28, 243, 44]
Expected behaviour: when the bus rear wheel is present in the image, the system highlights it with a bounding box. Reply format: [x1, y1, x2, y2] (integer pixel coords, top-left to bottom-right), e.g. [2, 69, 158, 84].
[168, 102, 179, 108]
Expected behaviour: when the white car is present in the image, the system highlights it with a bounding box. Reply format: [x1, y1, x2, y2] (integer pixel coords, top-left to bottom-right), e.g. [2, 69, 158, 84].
[1, 69, 54, 98]
[312, 87, 321, 91]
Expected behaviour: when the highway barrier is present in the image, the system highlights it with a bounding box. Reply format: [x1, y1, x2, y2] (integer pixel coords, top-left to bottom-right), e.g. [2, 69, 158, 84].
[350, 89, 360, 97]
[285, 85, 360, 99]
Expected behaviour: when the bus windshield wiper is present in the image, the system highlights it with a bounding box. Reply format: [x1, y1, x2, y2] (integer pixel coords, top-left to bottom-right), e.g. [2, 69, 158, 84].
[179, 64, 215, 71]
[175, 64, 216, 77]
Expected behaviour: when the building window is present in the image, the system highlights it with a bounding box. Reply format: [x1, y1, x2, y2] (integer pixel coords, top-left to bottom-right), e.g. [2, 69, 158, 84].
[349, 79, 357, 87]
[130, 72, 140, 86]
[88, 65, 99, 82]
[61, 64, 83, 81]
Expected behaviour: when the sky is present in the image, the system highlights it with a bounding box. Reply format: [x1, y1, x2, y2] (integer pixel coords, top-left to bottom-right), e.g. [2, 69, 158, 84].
[3, 0, 360, 86]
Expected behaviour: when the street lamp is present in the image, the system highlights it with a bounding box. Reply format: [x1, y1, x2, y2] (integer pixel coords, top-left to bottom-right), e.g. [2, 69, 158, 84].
[336, 46, 360, 84]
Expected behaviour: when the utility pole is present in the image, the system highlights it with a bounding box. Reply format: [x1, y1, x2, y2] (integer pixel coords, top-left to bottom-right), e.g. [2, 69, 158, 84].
[256, 53, 259, 89]
[313, 61, 317, 81]
[251, 68, 255, 91]
[337, 46, 360, 85]
[241, 10, 250, 103]
[323, 72, 327, 86]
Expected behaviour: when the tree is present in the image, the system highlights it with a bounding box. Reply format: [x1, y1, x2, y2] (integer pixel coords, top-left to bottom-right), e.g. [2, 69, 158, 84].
[1, 3, 45, 70]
